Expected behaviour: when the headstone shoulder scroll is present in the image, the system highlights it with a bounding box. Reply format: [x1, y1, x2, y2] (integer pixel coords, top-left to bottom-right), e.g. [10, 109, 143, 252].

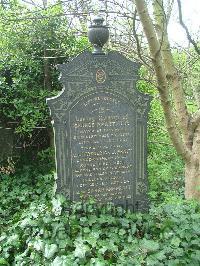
[46, 16, 151, 212]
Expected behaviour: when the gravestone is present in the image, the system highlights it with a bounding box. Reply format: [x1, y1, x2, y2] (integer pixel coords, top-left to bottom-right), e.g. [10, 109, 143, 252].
[47, 17, 151, 212]
[0, 126, 14, 162]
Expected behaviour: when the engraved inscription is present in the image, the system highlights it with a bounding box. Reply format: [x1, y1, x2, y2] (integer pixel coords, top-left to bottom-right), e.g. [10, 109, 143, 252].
[47, 51, 151, 212]
[69, 91, 136, 202]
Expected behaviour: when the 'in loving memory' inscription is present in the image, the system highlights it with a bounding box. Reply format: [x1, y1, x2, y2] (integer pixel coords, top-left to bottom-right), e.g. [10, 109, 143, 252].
[69, 91, 136, 203]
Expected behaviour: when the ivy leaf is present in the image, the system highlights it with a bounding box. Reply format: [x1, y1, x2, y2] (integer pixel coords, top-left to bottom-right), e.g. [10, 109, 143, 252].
[146, 255, 159, 266]
[52, 197, 62, 216]
[119, 229, 126, 236]
[154, 251, 166, 261]
[141, 239, 160, 252]
[99, 246, 108, 254]
[83, 227, 90, 234]
[74, 243, 89, 258]
[33, 239, 44, 251]
[88, 215, 98, 226]
[131, 223, 137, 234]
[0, 258, 9, 265]
[44, 243, 58, 259]
[108, 241, 118, 252]
[120, 218, 130, 228]
[171, 237, 181, 247]
[51, 256, 68, 266]
[90, 258, 107, 266]
[191, 250, 200, 261]
[128, 235, 133, 243]
[192, 224, 200, 235]
[85, 231, 100, 247]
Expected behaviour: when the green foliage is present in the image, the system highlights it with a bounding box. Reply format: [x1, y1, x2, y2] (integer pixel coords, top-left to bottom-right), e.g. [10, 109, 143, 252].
[148, 98, 184, 202]
[0, 154, 54, 232]
[0, 162, 200, 265]
[138, 67, 185, 203]
[0, 2, 89, 134]
[172, 48, 200, 109]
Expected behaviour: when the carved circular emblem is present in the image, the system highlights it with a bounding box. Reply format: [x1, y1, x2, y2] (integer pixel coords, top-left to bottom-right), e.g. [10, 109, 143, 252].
[96, 69, 106, 83]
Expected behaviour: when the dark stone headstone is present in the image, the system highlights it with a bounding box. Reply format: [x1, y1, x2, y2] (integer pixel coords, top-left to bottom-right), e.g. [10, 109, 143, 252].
[0, 127, 14, 162]
[47, 51, 151, 212]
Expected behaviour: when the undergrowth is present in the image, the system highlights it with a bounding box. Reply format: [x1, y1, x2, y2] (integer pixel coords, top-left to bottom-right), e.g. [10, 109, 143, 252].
[0, 158, 200, 265]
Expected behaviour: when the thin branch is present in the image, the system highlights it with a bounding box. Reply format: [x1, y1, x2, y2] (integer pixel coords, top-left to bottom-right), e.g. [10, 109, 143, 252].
[149, 141, 173, 146]
[177, 0, 200, 55]
[21, 0, 38, 6]
[132, 8, 153, 70]
[166, 0, 174, 25]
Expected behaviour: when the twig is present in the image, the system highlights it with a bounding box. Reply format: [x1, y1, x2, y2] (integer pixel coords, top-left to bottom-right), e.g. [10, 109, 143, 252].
[177, 0, 200, 55]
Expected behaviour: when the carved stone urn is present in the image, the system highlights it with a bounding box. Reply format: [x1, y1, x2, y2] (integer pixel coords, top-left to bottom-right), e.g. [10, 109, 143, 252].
[88, 16, 109, 54]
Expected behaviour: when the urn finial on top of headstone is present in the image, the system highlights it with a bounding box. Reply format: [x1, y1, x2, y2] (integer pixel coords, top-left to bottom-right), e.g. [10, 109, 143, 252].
[88, 15, 109, 55]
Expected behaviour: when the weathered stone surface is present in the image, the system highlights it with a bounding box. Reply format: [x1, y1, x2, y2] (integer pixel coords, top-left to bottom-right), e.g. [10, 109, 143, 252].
[0, 127, 14, 162]
[47, 51, 151, 212]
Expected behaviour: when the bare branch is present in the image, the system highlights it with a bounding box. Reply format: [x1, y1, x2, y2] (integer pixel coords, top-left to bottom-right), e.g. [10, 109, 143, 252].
[132, 8, 153, 70]
[166, 0, 174, 24]
[177, 0, 200, 55]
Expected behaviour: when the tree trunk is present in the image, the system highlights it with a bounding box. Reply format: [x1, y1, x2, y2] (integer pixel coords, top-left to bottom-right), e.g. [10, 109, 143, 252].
[186, 124, 200, 199]
[135, 0, 200, 201]
[185, 161, 200, 199]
